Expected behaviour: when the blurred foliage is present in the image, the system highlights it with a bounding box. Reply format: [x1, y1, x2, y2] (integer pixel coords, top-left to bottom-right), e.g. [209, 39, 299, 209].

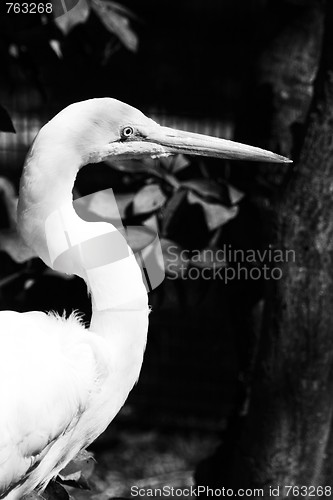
[59, 450, 96, 491]
[0, 146, 245, 304]
[67, 428, 217, 499]
[0, 0, 141, 311]
[52, 0, 138, 52]
[78, 155, 244, 276]
[0, 0, 139, 107]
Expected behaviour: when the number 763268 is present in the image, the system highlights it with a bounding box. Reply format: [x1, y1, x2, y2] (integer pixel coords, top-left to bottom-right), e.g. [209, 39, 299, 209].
[6, 3, 53, 14]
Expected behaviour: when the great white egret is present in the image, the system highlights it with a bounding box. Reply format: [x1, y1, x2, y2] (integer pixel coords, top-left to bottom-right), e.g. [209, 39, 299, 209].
[0, 98, 290, 499]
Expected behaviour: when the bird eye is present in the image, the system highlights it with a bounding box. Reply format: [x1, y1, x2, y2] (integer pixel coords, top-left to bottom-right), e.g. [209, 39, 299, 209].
[121, 126, 134, 139]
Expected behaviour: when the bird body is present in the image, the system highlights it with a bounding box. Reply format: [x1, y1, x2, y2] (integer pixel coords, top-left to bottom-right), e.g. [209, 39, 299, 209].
[0, 98, 290, 498]
[0, 308, 147, 498]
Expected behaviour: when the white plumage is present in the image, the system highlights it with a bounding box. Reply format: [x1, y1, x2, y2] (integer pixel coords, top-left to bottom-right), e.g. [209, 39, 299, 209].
[0, 98, 289, 498]
[0, 308, 148, 498]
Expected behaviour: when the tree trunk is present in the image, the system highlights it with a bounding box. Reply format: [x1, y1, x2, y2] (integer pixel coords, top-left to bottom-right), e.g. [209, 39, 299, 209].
[197, 0, 333, 497]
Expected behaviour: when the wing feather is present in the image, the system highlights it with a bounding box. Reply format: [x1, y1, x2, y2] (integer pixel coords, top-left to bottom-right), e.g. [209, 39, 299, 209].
[0, 310, 97, 495]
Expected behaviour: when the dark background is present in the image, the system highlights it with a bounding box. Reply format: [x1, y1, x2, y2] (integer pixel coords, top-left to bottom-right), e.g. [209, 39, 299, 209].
[0, 0, 321, 497]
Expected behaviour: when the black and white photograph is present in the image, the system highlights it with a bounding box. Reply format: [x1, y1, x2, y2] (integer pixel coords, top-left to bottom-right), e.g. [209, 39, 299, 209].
[0, 0, 330, 498]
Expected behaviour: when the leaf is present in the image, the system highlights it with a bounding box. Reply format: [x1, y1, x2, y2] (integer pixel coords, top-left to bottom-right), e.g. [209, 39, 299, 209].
[59, 450, 95, 489]
[187, 191, 239, 230]
[125, 225, 156, 252]
[53, 0, 90, 35]
[106, 158, 179, 188]
[25, 492, 45, 500]
[125, 226, 164, 292]
[158, 156, 174, 171]
[0, 105, 15, 133]
[144, 213, 159, 231]
[181, 179, 230, 204]
[160, 238, 188, 278]
[115, 193, 135, 218]
[171, 154, 191, 172]
[74, 189, 134, 222]
[57, 473, 91, 490]
[228, 184, 245, 205]
[42, 481, 70, 500]
[133, 184, 167, 215]
[101, 0, 138, 20]
[49, 39, 63, 58]
[161, 189, 187, 234]
[159, 154, 190, 173]
[190, 247, 227, 269]
[87, 190, 134, 219]
[91, 0, 138, 52]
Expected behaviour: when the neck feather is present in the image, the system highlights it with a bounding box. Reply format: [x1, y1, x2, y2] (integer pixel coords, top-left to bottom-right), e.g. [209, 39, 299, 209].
[18, 145, 80, 268]
[18, 144, 149, 327]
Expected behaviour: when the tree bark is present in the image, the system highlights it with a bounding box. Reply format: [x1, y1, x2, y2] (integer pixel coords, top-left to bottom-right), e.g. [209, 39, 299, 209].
[197, 0, 333, 497]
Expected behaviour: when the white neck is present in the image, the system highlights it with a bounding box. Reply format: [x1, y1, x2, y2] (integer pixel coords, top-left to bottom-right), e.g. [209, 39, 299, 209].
[18, 145, 80, 268]
[18, 145, 149, 340]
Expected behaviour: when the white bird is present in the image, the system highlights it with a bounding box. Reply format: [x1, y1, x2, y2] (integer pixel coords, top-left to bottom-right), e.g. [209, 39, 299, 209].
[0, 98, 290, 499]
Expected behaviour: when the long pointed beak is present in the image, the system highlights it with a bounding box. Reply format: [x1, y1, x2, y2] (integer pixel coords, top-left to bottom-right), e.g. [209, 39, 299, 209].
[145, 125, 291, 163]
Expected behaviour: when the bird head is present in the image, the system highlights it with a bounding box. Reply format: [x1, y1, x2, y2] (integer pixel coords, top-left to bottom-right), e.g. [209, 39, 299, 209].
[43, 98, 291, 165]
[18, 98, 291, 275]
